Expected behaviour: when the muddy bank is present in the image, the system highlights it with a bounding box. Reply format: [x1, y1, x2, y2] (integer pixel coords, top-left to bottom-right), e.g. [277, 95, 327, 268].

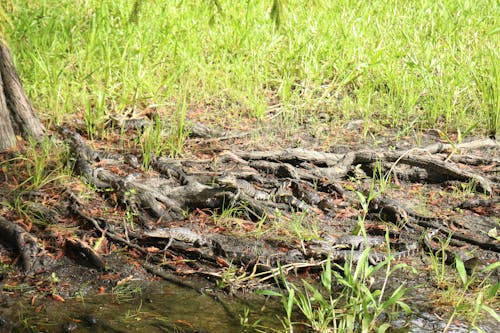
[0, 120, 498, 331]
[0, 265, 497, 333]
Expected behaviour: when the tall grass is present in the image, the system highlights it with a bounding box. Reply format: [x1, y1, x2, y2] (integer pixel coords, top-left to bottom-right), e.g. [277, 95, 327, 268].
[6, 0, 499, 136]
[257, 249, 413, 332]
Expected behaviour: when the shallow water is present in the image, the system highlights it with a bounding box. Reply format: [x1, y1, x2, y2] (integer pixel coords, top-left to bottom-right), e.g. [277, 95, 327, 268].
[0, 282, 283, 333]
[0, 281, 496, 333]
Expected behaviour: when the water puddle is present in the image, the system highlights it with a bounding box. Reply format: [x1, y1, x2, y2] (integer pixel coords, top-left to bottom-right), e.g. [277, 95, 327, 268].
[0, 282, 283, 333]
[0, 281, 496, 332]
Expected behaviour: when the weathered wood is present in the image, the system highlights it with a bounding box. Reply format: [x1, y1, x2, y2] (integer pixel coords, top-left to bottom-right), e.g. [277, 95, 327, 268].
[0, 72, 16, 149]
[422, 138, 498, 154]
[349, 150, 493, 194]
[1, 127, 492, 287]
[65, 238, 106, 270]
[234, 145, 496, 194]
[369, 196, 500, 253]
[0, 42, 44, 150]
[0, 215, 54, 273]
[237, 148, 342, 166]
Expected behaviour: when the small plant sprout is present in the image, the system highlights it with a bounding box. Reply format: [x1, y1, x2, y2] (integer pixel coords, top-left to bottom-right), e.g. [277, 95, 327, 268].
[137, 116, 165, 170]
[428, 233, 453, 289]
[167, 87, 190, 157]
[84, 90, 108, 140]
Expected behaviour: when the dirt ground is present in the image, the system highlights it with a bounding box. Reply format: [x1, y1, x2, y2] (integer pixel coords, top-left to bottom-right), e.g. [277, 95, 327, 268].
[0, 116, 498, 330]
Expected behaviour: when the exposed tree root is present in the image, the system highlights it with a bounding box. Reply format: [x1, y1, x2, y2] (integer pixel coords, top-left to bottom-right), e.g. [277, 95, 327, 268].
[0, 216, 54, 273]
[1, 127, 498, 290]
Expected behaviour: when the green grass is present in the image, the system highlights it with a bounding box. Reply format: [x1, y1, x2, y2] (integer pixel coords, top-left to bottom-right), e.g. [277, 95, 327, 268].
[2, 1, 499, 329]
[251, 244, 499, 333]
[256, 247, 414, 333]
[5, 0, 499, 138]
[427, 239, 500, 331]
[0, 136, 70, 190]
[445, 258, 499, 332]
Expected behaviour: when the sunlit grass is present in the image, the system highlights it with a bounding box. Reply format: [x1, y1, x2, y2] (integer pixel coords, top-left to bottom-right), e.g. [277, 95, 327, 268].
[256, 248, 414, 333]
[0, 137, 71, 190]
[5, 0, 499, 138]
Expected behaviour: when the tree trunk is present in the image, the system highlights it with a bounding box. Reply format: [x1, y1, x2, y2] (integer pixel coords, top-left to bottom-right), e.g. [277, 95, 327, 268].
[0, 41, 44, 150]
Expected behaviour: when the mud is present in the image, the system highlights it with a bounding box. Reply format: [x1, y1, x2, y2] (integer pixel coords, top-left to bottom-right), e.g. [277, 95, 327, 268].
[0, 119, 498, 332]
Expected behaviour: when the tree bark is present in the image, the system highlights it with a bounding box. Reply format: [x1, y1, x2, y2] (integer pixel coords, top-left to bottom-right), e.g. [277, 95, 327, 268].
[0, 41, 44, 150]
